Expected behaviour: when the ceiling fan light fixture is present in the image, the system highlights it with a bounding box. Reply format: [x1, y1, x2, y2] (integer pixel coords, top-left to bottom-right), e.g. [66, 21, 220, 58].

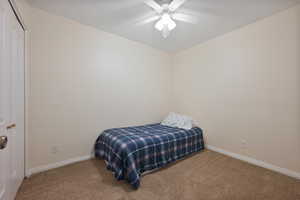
[155, 13, 176, 32]
[144, 0, 190, 38]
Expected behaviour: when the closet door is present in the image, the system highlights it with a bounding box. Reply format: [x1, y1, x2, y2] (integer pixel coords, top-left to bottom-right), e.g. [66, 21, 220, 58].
[0, 0, 25, 199]
[9, 4, 25, 197]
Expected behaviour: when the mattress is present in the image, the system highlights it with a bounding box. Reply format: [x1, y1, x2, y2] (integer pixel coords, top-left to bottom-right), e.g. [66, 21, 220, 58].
[94, 123, 204, 188]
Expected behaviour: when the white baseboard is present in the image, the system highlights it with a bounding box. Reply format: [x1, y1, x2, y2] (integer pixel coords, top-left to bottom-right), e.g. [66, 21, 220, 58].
[26, 154, 94, 177]
[26, 147, 300, 180]
[206, 145, 300, 180]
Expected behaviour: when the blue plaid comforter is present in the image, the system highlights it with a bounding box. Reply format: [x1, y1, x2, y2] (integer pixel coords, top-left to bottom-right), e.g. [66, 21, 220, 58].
[95, 123, 204, 188]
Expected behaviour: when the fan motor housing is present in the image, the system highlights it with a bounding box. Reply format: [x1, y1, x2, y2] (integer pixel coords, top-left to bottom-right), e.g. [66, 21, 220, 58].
[156, 0, 173, 6]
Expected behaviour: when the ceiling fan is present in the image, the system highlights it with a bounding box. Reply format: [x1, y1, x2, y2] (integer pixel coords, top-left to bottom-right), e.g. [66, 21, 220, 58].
[142, 0, 198, 38]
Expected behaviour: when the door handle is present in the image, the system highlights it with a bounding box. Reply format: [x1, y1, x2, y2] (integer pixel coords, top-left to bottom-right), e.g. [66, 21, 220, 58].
[6, 124, 16, 130]
[0, 136, 8, 150]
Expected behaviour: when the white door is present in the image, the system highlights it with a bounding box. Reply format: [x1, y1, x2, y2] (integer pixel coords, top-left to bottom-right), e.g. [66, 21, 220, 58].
[0, 0, 25, 199]
[9, 5, 25, 198]
[0, 1, 11, 199]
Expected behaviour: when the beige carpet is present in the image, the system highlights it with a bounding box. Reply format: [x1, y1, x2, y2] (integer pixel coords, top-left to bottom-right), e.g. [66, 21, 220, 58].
[16, 150, 300, 200]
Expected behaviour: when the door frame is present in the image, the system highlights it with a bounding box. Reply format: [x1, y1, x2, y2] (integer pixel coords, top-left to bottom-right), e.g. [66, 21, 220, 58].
[7, 0, 29, 178]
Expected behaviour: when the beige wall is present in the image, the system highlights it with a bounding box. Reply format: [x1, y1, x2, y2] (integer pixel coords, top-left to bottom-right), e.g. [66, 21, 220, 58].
[25, 7, 171, 169]
[172, 5, 300, 173]
[15, 0, 300, 174]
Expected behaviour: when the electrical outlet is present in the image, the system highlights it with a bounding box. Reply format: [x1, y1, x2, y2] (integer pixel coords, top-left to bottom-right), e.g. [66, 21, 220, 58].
[51, 146, 59, 154]
[241, 140, 247, 149]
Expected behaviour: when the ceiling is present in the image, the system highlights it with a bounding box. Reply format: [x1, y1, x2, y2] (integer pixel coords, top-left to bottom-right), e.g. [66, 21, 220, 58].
[25, 0, 300, 52]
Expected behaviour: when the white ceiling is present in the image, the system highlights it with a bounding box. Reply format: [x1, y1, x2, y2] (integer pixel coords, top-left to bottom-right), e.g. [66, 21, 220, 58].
[25, 0, 300, 52]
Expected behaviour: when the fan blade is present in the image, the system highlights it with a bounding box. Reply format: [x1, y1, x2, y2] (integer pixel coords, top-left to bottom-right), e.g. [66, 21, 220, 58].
[144, 0, 163, 13]
[169, 0, 186, 12]
[136, 15, 160, 25]
[172, 13, 198, 24]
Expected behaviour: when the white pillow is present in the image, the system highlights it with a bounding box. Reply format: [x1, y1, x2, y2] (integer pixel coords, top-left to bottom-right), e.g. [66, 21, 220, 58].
[161, 112, 193, 130]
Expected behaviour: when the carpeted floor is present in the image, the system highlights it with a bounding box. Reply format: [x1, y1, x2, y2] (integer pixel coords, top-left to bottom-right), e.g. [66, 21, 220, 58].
[16, 150, 300, 200]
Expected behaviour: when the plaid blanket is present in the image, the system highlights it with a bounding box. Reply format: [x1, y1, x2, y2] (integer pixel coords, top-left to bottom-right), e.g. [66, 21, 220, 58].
[95, 123, 204, 188]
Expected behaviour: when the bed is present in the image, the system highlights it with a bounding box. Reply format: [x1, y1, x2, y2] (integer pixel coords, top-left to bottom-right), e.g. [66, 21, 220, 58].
[94, 123, 204, 188]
